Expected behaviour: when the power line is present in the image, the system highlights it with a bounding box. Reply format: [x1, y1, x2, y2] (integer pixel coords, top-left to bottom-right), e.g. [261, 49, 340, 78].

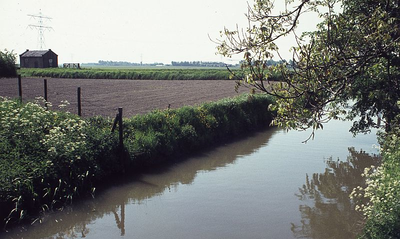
[28, 10, 53, 49]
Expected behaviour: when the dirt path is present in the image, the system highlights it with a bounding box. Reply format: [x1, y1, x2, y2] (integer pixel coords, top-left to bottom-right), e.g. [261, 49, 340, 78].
[0, 78, 249, 118]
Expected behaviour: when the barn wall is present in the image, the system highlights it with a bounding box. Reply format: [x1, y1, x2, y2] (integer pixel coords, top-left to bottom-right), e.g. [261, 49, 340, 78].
[42, 52, 58, 68]
[20, 51, 58, 68]
[20, 57, 43, 68]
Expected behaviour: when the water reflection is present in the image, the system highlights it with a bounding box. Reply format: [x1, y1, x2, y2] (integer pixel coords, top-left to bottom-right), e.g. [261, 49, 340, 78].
[4, 127, 279, 239]
[292, 148, 381, 239]
[112, 202, 125, 236]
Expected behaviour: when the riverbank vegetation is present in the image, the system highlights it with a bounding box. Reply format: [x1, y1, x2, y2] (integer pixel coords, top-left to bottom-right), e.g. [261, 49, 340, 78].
[18, 67, 283, 81]
[217, 0, 399, 237]
[0, 93, 274, 228]
[351, 119, 400, 238]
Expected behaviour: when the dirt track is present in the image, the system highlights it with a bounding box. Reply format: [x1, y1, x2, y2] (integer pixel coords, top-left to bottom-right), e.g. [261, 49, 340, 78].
[0, 78, 249, 118]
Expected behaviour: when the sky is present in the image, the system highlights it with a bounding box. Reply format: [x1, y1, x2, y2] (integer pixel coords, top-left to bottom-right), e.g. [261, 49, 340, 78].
[1, 0, 321, 64]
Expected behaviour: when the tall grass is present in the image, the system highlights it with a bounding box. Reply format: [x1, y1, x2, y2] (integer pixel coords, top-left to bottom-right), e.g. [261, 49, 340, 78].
[0, 93, 275, 228]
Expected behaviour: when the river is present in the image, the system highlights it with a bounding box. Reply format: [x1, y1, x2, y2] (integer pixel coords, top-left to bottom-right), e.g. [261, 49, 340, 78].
[3, 119, 380, 239]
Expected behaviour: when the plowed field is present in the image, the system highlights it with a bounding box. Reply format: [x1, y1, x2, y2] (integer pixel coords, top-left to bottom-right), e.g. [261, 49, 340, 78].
[0, 78, 249, 118]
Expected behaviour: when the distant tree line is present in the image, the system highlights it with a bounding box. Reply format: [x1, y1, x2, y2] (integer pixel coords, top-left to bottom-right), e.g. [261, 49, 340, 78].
[81, 59, 290, 68]
[264, 59, 292, 66]
[171, 61, 236, 67]
[236, 59, 292, 67]
[84, 60, 165, 67]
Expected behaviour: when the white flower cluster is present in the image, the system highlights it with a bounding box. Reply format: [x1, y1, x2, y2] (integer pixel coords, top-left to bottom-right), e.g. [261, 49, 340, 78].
[0, 97, 87, 161]
[1, 98, 49, 136]
[40, 117, 87, 160]
[58, 100, 70, 109]
[350, 146, 400, 223]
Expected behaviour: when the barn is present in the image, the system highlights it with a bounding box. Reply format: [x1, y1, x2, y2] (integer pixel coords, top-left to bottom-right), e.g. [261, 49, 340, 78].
[20, 49, 58, 68]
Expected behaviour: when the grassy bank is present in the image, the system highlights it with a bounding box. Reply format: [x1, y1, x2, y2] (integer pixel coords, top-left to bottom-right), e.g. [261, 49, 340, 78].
[18, 67, 283, 81]
[0, 94, 274, 228]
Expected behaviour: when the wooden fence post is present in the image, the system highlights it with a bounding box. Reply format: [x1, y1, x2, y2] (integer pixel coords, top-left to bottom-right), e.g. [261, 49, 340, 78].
[110, 108, 125, 172]
[118, 107, 123, 149]
[44, 79, 48, 109]
[44, 79, 48, 101]
[18, 75, 22, 102]
[77, 87, 82, 116]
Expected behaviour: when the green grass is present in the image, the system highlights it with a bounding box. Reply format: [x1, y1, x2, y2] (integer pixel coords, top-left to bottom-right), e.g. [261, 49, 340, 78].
[0, 93, 275, 227]
[19, 68, 233, 80]
[18, 67, 283, 81]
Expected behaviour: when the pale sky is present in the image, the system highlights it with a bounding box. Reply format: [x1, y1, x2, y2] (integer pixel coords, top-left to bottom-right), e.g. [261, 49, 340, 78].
[1, 0, 321, 64]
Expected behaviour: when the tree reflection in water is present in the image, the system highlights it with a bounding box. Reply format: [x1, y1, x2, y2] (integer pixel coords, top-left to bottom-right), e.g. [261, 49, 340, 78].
[291, 148, 381, 239]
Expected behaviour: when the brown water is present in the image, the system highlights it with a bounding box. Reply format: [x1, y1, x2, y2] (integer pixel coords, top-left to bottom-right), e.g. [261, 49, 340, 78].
[3, 120, 380, 239]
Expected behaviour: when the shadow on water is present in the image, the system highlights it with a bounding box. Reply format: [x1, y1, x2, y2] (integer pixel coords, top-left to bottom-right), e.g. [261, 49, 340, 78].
[291, 148, 381, 239]
[3, 127, 280, 238]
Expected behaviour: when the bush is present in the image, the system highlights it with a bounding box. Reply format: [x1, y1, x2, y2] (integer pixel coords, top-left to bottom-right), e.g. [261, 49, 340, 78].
[0, 97, 118, 225]
[0, 49, 17, 78]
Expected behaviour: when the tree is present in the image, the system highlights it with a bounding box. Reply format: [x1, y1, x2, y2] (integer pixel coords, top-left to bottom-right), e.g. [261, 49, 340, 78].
[217, 0, 400, 137]
[0, 49, 17, 78]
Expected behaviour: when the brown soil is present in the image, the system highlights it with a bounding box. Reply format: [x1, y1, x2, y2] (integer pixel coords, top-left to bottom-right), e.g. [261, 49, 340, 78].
[0, 78, 250, 118]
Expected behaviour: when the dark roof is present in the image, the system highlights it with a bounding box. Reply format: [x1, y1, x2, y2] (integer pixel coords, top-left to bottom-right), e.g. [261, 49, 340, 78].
[20, 49, 57, 57]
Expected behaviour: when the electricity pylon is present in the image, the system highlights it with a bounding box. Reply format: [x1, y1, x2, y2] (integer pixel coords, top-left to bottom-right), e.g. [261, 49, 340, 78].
[28, 10, 53, 49]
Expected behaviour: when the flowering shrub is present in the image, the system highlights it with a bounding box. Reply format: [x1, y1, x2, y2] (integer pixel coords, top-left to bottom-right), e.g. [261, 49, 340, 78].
[0, 97, 107, 225]
[41, 118, 87, 159]
[350, 121, 400, 238]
